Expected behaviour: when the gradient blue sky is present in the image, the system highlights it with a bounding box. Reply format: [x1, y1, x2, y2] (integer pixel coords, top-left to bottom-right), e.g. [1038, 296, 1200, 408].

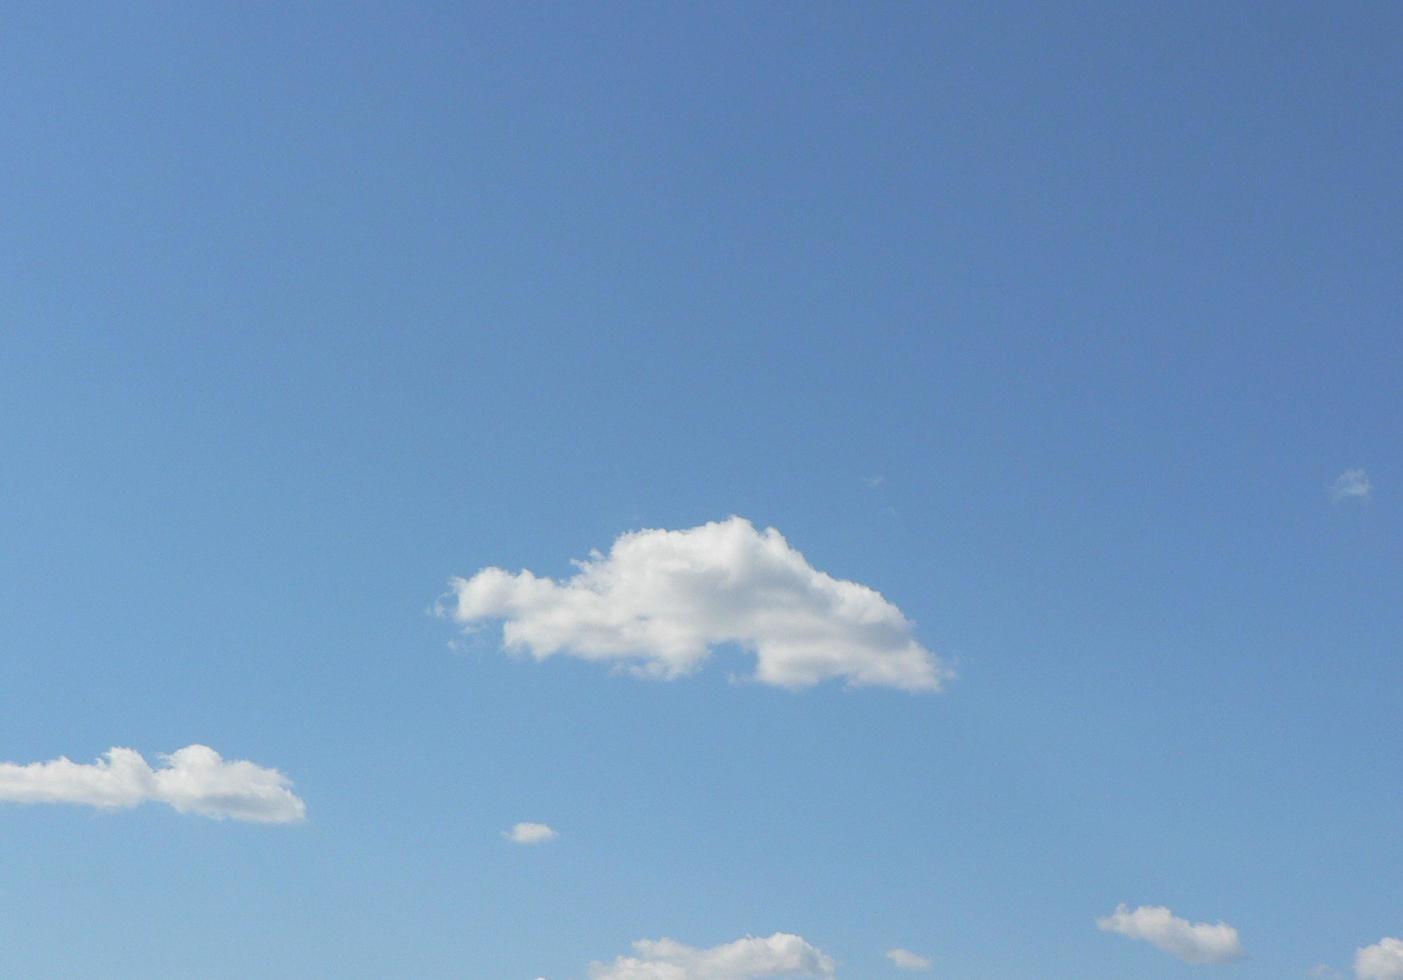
[2, 3, 1400, 978]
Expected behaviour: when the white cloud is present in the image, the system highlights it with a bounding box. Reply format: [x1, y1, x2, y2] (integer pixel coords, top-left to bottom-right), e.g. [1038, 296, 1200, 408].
[589, 932, 836, 980]
[441, 517, 949, 692]
[1331, 469, 1372, 502]
[0, 745, 306, 823]
[1096, 904, 1243, 965]
[885, 947, 932, 970]
[504, 821, 558, 844]
[1356, 938, 1403, 979]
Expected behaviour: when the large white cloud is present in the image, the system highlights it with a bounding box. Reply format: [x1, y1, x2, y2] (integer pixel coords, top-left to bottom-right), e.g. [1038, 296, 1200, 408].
[1356, 938, 1403, 979]
[0, 745, 306, 823]
[588, 932, 836, 980]
[1096, 904, 1243, 965]
[441, 517, 949, 692]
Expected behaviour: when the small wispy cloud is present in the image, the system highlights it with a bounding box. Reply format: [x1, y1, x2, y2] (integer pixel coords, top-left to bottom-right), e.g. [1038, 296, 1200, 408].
[1096, 904, 1243, 965]
[1356, 937, 1403, 979]
[1331, 469, 1372, 503]
[0, 745, 306, 823]
[504, 821, 557, 844]
[885, 947, 932, 970]
[863, 475, 885, 489]
[588, 932, 835, 979]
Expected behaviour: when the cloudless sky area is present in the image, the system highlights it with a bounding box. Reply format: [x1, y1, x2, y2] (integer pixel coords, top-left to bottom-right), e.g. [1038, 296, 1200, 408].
[2, 3, 1400, 978]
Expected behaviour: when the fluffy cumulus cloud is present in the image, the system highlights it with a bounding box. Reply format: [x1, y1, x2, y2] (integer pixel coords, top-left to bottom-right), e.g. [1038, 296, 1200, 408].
[1331, 468, 1372, 502]
[588, 933, 835, 980]
[504, 821, 557, 844]
[441, 517, 949, 692]
[885, 948, 932, 970]
[1096, 904, 1243, 965]
[1356, 938, 1403, 979]
[0, 745, 306, 823]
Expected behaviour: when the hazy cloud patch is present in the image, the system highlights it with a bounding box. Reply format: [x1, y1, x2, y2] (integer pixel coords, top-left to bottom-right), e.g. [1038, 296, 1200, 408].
[504, 821, 557, 844]
[1331, 469, 1372, 502]
[885, 948, 932, 970]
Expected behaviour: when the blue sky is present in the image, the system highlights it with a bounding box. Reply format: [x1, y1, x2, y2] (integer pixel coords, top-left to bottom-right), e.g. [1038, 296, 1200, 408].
[1, 3, 1400, 977]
